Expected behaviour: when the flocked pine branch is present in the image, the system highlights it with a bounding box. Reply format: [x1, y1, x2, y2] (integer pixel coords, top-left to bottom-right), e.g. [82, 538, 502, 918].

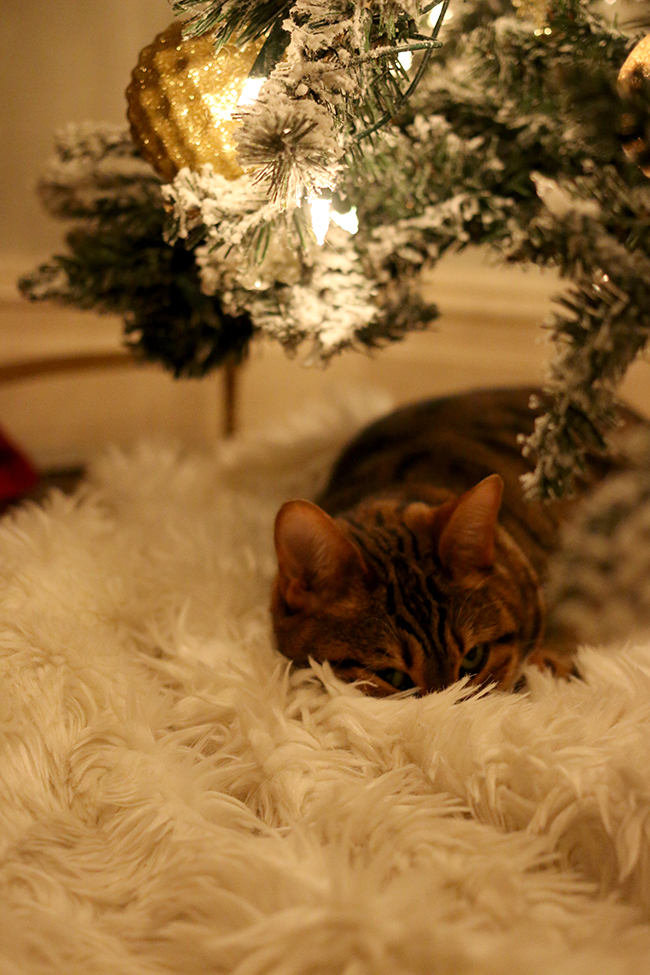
[516, 196, 650, 499]
[34, 123, 161, 221]
[18, 125, 254, 377]
[164, 165, 433, 358]
[333, 0, 650, 498]
[234, 83, 343, 206]
[171, 0, 292, 46]
[169, 0, 444, 209]
[20, 125, 432, 368]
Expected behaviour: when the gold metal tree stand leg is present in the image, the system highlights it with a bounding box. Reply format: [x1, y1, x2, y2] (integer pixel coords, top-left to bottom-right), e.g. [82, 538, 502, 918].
[222, 359, 239, 438]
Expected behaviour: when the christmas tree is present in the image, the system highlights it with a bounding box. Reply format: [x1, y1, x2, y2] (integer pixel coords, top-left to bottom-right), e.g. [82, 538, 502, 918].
[17, 0, 650, 509]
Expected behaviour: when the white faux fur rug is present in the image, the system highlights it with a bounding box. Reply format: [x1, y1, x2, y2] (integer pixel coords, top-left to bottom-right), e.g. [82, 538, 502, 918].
[3, 392, 650, 974]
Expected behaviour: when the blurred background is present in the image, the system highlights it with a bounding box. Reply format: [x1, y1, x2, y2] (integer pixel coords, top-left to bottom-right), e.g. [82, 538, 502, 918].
[2, 0, 649, 470]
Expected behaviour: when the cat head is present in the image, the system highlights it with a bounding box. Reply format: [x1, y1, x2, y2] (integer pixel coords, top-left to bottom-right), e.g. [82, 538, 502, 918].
[271, 475, 544, 697]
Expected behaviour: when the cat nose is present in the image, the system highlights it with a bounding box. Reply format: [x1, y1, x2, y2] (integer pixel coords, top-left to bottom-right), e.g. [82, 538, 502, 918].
[422, 655, 447, 693]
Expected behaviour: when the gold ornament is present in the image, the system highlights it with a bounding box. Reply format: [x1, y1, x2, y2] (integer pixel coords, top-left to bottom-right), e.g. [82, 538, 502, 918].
[126, 21, 264, 182]
[513, 0, 549, 28]
[618, 35, 650, 176]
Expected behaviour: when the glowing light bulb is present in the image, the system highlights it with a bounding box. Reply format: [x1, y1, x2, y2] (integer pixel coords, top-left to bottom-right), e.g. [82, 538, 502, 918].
[237, 77, 265, 106]
[310, 197, 331, 245]
[398, 51, 413, 71]
[428, 3, 452, 28]
[331, 207, 359, 235]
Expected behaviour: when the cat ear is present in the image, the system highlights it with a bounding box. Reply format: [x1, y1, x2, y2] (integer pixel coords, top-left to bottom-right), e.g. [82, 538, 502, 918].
[274, 500, 365, 612]
[437, 474, 504, 577]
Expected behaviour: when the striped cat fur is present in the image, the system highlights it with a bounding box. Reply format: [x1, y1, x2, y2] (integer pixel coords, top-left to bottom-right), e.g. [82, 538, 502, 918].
[270, 387, 639, 697]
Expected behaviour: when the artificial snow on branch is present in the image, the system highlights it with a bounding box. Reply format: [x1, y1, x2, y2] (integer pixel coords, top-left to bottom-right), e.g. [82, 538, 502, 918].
[234, 84, 343, 206]
[35, 123, 161, 220]
[335, 0, 650, 498]
[18, 127, 254, 377]
[168, 0, 444, 209]
[164, 165, 385, 357]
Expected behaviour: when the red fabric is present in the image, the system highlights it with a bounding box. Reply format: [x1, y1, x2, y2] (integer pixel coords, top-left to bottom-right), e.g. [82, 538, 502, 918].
[0, 428, 38, 500]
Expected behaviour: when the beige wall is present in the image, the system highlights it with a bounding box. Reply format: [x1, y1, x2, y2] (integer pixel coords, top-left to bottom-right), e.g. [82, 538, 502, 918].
[2, 0, 170, 255]
[2, 2, 649, 468]
[1, 0, 229, 466]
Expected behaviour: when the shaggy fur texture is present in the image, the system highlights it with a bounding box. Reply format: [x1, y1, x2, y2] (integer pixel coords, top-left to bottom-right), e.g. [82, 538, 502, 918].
[3, 392, 650, 974]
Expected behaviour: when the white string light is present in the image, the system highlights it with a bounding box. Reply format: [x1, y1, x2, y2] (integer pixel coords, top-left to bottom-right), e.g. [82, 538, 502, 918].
[428, 2, 453, 28]
[308, 201, 359, 245]
[237, 77, 266, 107]
[309, 197, 332, 245]
[331, 207, 359, 235]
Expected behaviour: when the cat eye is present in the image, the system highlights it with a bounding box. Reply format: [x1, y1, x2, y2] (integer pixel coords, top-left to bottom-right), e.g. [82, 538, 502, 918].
[374, 668, 417, 691]
[459, 643, 489, 678]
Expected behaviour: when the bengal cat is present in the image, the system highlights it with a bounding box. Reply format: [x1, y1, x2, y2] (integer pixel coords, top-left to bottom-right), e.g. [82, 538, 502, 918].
[270, 387, 638, 697]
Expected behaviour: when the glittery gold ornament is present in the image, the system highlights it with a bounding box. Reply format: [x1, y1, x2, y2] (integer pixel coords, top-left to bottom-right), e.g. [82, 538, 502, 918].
[618, 35, 650, 176]
[513, 0, 549, 28]
[126, 21, 264, 182]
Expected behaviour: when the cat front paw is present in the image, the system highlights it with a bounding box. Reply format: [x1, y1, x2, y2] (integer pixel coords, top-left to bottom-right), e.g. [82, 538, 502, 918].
[527, 647, 581, 680]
